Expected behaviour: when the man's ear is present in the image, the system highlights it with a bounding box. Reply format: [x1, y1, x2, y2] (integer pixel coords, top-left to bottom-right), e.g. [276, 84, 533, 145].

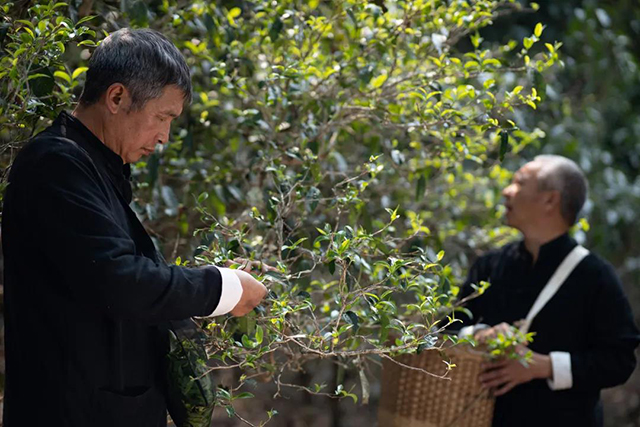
[104, 83, 131, 114]
[544, 190, 562, 213]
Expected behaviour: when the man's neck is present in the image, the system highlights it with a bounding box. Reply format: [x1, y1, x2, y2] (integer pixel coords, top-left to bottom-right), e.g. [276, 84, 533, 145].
[523, 226, 569, 264]
[72, 107, 104, 140]
[71, 106, 122, 160]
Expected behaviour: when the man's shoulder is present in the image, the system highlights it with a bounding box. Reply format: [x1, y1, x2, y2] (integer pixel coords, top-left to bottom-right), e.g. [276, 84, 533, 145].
[579, 249, 618, 282]
[476, 240, 521, 264]
[11, 128, 91, 178]
[466, 240, 521, 281]
[22, 127, 85, 161]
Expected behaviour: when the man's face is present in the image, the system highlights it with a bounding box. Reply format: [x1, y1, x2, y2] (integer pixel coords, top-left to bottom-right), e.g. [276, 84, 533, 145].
[115, 85, 184, 164]
[502, 161, 547, 231]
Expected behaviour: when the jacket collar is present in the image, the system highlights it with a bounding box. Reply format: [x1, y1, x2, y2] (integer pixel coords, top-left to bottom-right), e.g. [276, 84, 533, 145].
[517, 232, 577, 270]
[53, 111, 132, 202]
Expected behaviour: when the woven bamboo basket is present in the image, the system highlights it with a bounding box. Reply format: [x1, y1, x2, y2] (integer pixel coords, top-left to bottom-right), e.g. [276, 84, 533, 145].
[378, 345, 494, 427]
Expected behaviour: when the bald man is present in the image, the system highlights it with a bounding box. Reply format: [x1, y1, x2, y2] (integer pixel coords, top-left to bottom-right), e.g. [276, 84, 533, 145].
[459, 155, 639, 427]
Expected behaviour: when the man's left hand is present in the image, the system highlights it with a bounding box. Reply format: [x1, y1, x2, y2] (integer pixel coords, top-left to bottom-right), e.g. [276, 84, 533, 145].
[479, 347, 552, 396]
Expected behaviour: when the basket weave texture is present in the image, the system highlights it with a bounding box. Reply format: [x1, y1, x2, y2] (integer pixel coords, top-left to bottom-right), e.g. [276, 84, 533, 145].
[378, 346, 495, 427]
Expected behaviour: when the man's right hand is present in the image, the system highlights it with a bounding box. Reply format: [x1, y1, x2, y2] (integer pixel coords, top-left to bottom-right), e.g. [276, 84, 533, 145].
[230, 269, 268, 316]
[474, 322, 513, 344]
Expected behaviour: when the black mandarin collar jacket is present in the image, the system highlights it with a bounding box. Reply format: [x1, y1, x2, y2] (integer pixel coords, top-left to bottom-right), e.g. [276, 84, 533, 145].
[461, 233, 640, 427]
[2, 111, 222, 426]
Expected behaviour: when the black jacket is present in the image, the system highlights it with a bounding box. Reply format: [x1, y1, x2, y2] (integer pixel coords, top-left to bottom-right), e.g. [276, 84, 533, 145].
[461, 234, 640, 427]
[2, 112, 223, 426]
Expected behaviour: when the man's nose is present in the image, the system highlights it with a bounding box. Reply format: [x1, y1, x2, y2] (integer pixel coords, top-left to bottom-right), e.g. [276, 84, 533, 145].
[502, 184, 513, 198]
[157, 132, 168, 145]
[157, 127, 171, 145]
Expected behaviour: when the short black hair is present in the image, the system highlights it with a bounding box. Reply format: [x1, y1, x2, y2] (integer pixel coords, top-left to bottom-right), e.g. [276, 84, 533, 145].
[78, 28, 191, 110]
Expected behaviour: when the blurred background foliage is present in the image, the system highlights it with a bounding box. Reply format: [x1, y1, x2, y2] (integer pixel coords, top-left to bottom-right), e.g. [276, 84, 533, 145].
[1, 0, 640, 426]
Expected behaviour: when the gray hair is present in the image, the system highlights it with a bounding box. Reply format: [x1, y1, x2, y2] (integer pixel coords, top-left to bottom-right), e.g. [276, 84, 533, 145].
[78, 28, 191, 110]
[534, 155, 588, 225]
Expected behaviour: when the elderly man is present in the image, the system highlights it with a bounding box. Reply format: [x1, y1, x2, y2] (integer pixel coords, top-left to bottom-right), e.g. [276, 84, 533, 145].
[2, 29, 267, 426]
[459, 155, 639, 426]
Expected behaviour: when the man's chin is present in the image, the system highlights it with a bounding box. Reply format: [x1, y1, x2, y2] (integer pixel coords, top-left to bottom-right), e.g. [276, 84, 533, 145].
[129, 153, 146, 164]
[504, 214, 516, 228]
[504, 217, 525, 234]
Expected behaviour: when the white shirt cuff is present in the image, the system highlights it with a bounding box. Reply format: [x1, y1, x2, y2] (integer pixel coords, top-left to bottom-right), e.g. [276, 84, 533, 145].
[458, 323, 490, 339]
[209, 268, 243, 316]
[547, 351, 573, 390]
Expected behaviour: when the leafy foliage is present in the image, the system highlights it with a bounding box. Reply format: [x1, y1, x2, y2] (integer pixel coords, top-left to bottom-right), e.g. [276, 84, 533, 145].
[485, 328, 535, 361]
[166, 329, 216, 427]
[0, 1, 96, 161]
[0, 0, 561, 423]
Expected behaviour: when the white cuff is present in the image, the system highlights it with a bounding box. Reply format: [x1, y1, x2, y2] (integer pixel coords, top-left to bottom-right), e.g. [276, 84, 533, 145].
[458, 323, 490, 339]
[209, 268, 243, 316]
[547, 351, 573, 390]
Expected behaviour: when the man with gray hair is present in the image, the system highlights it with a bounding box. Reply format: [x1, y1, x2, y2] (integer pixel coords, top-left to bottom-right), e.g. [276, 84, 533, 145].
[458, 155, 639, 426]
[2, 28, 267, 426]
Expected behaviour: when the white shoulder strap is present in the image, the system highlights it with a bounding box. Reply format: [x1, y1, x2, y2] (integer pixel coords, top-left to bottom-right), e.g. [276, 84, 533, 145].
[520, 245, 589, 334]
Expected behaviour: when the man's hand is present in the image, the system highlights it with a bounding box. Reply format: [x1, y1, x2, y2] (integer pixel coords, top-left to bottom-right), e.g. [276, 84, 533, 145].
[474, 322, 513, 344]
[225, 258, 278, 275]
[229, 269, 268, 317]
[479, 347, 552, 396]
